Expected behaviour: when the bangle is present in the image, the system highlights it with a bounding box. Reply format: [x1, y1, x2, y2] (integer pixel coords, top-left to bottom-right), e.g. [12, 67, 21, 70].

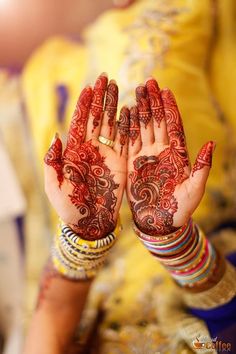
[134, 219, 218, 288]
[52, 217, 122, 280]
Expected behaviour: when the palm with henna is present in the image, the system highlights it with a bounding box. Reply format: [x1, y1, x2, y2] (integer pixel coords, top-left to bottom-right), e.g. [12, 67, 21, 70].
[44, 73, 129, 240]
[127, 78, 215, 236]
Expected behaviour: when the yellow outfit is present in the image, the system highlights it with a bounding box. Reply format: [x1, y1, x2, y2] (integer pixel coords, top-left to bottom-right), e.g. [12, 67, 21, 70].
[22, 0, 236, 352]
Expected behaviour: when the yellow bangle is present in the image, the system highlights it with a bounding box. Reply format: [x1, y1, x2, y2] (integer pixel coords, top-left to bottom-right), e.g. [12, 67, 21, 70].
[52, 216, 122, 280]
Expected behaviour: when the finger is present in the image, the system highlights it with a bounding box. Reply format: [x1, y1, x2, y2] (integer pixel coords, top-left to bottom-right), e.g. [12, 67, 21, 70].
[114, 106, 130, 157]
[99, 79, 118, 140]
[146, 78, 168, 144]
[128, 105, 141, 155]
[86, 73, 108, 140]
[135, 85, 154, 146]
[161, 88, 190, 168]
[190, 141, 215, 193]
[44, 133, 63, 189]
[64, 86, 93, 156]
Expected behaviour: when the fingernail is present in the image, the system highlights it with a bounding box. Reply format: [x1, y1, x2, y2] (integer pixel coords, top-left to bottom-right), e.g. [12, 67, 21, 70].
[50, 132, 59, 147]
[145, 77, 154, 84]
[109, 79, 117, 84]
[212, 141, 217, 152]
[100, 72, 108, 77]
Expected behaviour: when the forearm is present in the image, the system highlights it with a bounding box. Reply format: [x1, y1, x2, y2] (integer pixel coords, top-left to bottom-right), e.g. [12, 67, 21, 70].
[24, 260, 91, 354]
[24, 217, 120, 354]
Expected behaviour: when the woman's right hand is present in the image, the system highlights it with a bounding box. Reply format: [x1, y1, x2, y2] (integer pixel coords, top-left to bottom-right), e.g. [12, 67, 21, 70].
[44, 73, 129, 240]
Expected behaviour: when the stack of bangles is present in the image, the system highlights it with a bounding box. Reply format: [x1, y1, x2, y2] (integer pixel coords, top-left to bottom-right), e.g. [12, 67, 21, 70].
[52, 218, 121, 280]
[134, 219, 217, 288]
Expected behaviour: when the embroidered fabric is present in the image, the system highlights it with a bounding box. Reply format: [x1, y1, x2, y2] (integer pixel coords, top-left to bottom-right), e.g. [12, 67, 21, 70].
[183, 261, 236, 309]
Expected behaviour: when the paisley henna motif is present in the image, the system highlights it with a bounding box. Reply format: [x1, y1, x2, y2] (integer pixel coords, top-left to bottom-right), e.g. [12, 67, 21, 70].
[135, 85, 152, 127]
[129, 106, 140, 145]
[104, 81, 118, 134]
[129, 89, 189, 235]
[146, 79, 165, 127]
[63, 141, 119, 240]
[192, 141, 214, 176]
[91, 75, 108, 132]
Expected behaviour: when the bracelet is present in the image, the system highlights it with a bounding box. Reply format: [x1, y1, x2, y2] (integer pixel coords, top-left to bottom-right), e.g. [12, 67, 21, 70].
[134, 219, 218, 288]
[52, 217, 122, 280]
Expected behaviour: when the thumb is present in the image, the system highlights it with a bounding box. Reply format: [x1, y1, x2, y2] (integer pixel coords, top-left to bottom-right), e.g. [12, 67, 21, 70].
[44, 133, 63, 188]
[189, 141, 215, 193]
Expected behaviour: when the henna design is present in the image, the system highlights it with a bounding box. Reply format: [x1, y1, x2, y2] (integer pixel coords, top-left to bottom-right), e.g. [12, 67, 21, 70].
[44, 134, 63, 186]
[162, 89, 189, 175]
[130, 90, 189, 235]
[118, 107, 130, 155]
[36, 261, 61, 309]
[146, 79, 165, 127]
[45, 79, 120, 241]
[91, 75, 108, 132]
[129, 106, 140, 145]
[65, 87, 93, 150]
[104, 81, 118, 134]
[63, 141, 119, 240]
[192, 141, 214, 176]
[136, 85, 152, 127]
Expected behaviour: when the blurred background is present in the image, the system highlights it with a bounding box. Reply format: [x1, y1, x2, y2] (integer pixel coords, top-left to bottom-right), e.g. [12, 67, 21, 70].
[0, 0, 236, 353]
[0, 0, 112, 67]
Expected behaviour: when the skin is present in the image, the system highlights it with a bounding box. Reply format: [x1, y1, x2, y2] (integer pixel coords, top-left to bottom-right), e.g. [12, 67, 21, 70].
[24, 73, 129, 354]
[24, 77, 215, 354]
[44, 73, 129, 240]
[127, 78, 214, 235]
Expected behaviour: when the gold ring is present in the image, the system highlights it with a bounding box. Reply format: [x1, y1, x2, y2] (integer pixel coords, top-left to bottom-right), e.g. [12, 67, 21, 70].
[98, 135, 114, 147]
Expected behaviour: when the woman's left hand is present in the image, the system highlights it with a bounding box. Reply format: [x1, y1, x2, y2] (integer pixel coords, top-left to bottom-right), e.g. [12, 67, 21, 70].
[126, 78, 215, 235]
[44, 73, 129, 240]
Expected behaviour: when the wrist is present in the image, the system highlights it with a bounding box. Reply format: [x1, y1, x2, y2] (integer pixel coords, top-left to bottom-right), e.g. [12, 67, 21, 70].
[52, 217, 121, 280]
[133, 219, 191, 242]
[68, 220, 118, 240]
[134, 219, 219, 289]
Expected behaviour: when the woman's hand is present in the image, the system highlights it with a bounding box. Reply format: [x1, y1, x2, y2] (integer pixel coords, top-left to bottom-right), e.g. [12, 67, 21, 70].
[44, 73, 129, 240]
[127, 78, 214, 235]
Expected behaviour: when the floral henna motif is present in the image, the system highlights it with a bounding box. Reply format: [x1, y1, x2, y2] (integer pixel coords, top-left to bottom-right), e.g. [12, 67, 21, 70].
[129, 106, 140, 145]
[91, 75, 108, 132]
[192, 141, 214, 176]
[118, 107, 130, 155]
[136, 86, 152, 127]
[63, 141, 119, 240]
[146, 79, 165, 127]
[130, 89, 189, 236]
[104, 81, 118, 134]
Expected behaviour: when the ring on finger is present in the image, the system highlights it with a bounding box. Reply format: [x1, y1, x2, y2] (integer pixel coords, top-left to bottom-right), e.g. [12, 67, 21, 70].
[98, 135, 114, 148]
